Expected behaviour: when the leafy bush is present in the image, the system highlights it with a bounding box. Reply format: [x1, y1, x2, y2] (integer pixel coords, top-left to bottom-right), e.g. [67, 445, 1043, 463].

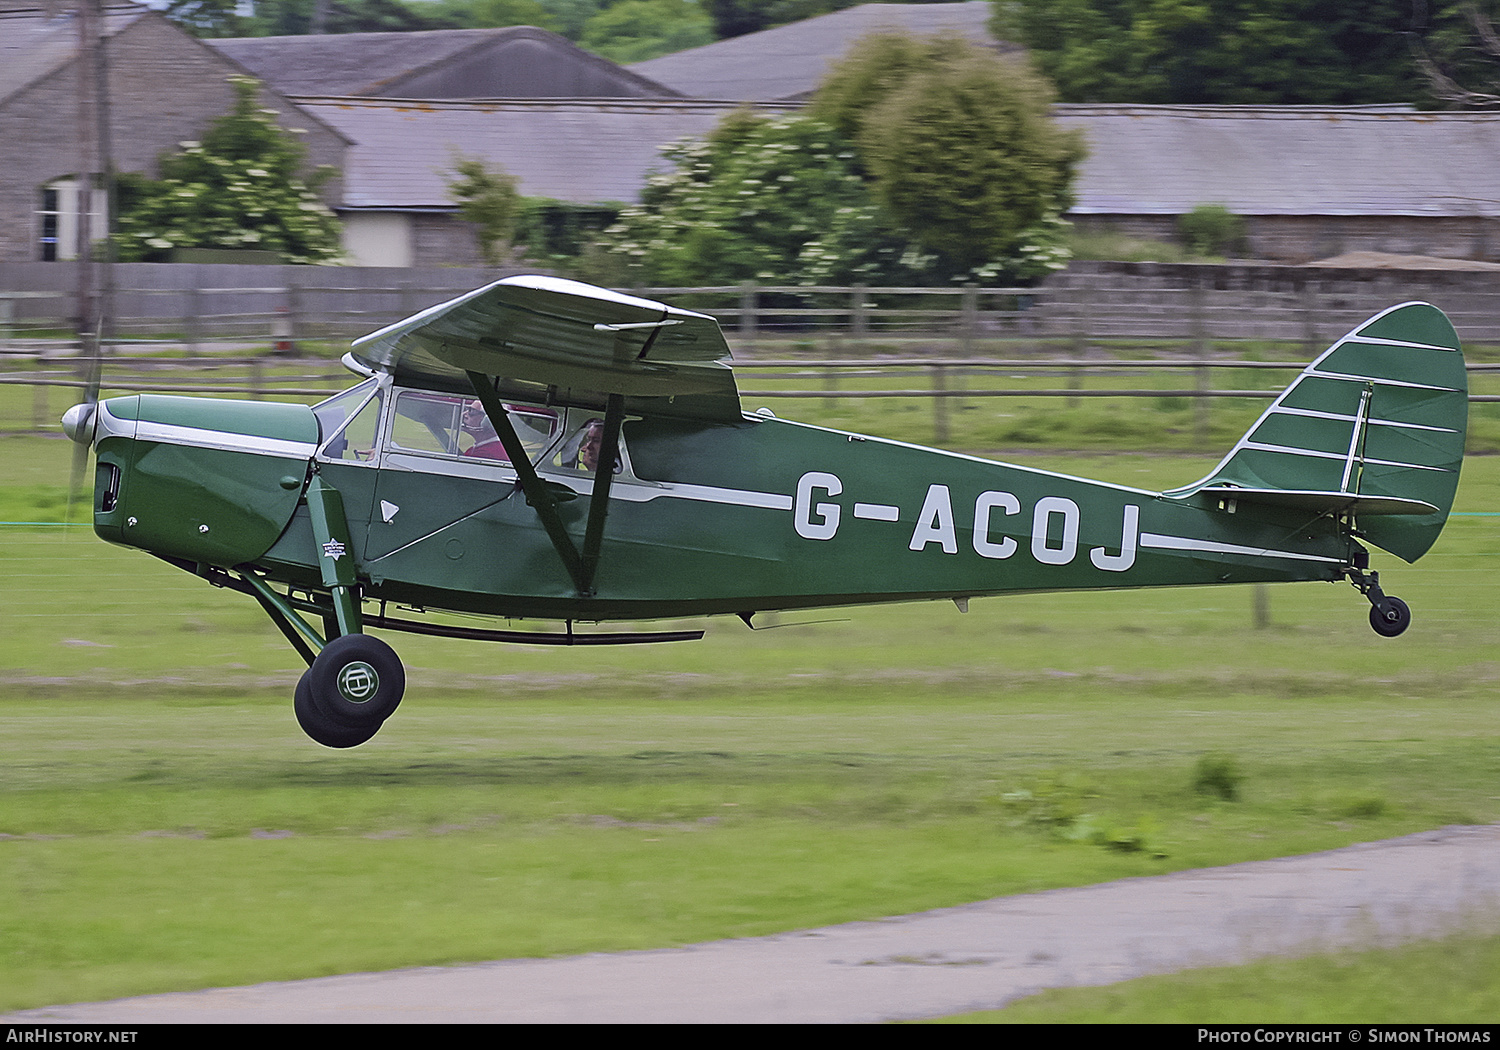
[1177, 204, 1247, 258]
[112, 77, 341, 264]
[1193, 752, 1243, 801]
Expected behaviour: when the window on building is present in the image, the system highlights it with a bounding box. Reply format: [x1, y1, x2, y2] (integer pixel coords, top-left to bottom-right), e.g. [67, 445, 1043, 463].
[38, 177, 107, 262]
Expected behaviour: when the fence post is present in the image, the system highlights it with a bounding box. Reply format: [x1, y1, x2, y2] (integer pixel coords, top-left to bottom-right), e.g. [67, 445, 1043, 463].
[932, 363, 948, 444]
[1194, 362, 1212, 449]
[739, 282, 758, 348]
[851, 284, 868, 343]
[183, 285, 200, 354]
[1070, 280, 1089, 358]
[1068, 277, 1089, 408]
[33, 373, 48, 430]
[1300, 277, 1319, 357]
[960, 284, 978, 355]
[284, 282, 301, 355]
[823, 334, 840, 409]
[1192, 276, 1212, 449]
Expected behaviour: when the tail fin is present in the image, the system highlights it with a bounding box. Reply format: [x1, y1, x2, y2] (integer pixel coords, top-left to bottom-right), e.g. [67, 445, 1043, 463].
[1172, 302, 1467, 563]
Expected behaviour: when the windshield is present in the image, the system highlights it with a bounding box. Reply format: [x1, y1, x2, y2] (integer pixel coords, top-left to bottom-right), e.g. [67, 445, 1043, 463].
[313, 378, 379, 443]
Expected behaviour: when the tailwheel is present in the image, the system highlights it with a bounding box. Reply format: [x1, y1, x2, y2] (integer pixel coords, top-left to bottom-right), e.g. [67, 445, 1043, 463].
[1369, 596, 1411, 638]
[293, 634, 406, 747]
[1343, 559, 1412, 639]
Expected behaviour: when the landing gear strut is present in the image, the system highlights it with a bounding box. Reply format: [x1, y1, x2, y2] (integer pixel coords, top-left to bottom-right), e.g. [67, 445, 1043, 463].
[1343, 552, 1411, 638]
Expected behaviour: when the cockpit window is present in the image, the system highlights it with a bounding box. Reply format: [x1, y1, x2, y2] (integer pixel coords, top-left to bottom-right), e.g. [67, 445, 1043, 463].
[313, 379, 378, 443]
[328, 392, 382, 462]
[388, 391, 559, 464]
[316, 380, 382, 462]
[546, 411, 627, 476]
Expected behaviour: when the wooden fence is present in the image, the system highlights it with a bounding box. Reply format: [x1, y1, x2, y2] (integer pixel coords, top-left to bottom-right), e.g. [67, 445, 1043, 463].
[7, 260, 1500, 351]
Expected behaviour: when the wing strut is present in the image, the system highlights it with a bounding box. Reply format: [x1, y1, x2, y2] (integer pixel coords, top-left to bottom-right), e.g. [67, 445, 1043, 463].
[466, 370, 586, 593]
[578, 393, 625, 594]
[466, 372, 624, 597]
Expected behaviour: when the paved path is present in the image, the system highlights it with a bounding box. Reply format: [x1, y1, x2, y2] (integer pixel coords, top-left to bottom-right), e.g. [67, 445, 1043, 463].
[7, 826, 1498, 1024]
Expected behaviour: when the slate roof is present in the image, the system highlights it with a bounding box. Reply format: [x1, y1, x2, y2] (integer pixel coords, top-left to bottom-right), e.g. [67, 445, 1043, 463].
[1057, 105, 1500, 218]
[211, 26, 680, 99]
[628, 1, 998, 102]
[294, 97, 796, 209]
[0, 3, 147, 107]
[305, 97, 1500, 220]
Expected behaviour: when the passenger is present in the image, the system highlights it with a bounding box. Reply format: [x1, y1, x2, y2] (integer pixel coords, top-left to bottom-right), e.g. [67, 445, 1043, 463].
[577, 419, 621, 475]
[579, 419, 604, 472]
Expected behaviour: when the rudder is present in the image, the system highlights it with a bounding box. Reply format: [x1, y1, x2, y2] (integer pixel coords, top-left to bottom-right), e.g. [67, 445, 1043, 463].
[1172, 302, 1467, 563]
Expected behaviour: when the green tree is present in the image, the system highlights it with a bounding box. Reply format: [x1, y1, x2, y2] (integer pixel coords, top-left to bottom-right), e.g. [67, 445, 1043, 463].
[448, 157, 524, 266]
[809, 31, 980, 145]
[579, 0, 714, 62]
[112, 77, 342, 263]
[533, 0, 607, 39]
[163, 0, 252, 37]
[704, 1, 956, 39]
[166, 0, 467, 36]
[1411, 0, 1500, 108]
[990, 0, 1425, 104]
[593, 32, 1083, 286]
[421, 0, 558, 31]
[813, 33, 1084, 277]
[598, 112, 925, 285]
[322, 0, 470, 32]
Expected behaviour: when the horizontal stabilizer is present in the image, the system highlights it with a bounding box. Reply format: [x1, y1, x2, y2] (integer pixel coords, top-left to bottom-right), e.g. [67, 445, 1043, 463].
[1197, 487, 1439, 517]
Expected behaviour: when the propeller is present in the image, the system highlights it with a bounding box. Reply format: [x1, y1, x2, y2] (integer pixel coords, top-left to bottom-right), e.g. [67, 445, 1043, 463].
[63, 318, 104, 523]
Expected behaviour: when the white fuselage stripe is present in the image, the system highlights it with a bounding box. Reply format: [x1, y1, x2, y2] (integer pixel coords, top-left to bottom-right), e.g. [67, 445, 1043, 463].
[558, 474, 796, 511]
[131, 420, 318, 459]
[653, 482, 795, 511]
[1139, 533, 1342, 564]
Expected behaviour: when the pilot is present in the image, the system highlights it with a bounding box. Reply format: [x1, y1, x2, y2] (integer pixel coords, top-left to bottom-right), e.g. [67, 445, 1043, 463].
[460, 399, 510, 461]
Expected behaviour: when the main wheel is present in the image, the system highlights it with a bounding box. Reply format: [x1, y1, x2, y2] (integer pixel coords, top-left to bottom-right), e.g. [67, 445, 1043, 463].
[1369, 596, 1411, 638]
[294, 671, 379, 748]
[306, 633, 405, 730]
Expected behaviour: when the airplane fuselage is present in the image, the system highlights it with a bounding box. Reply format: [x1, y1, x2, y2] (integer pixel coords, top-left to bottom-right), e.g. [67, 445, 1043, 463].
[88, 380, 1351, 626]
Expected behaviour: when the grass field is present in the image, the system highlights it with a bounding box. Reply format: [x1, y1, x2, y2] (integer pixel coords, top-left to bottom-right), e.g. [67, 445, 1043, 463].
[1, 426, 1497, 1018]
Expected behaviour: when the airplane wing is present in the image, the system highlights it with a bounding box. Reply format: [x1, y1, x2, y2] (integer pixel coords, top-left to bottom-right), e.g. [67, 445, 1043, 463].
[350, 276, 740, 421]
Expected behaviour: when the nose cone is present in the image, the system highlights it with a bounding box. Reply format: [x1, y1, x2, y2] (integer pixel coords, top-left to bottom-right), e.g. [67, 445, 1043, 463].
[62, 402, 95, 445]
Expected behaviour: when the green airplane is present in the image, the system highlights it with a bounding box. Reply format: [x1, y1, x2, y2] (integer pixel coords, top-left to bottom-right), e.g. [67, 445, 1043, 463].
[61, 277, 1468, 748]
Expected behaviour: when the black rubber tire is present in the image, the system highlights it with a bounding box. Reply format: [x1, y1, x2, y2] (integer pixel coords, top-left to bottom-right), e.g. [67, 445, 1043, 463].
[306, 634, 405, 730]
[1369, 596, 1411, 638]
[294, 670, 379, 748]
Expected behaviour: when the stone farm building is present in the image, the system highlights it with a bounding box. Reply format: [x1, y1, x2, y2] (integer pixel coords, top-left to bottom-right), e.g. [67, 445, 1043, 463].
[3, 1, 1500, 268]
